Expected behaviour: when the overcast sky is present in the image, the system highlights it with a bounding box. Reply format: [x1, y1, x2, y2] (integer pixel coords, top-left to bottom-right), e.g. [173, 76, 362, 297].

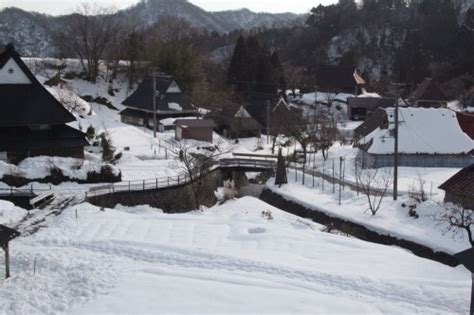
[0, 0, 336, 15]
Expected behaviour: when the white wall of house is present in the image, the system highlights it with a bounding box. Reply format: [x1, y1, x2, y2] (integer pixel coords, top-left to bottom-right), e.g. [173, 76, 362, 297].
[0, 58, 32, 84]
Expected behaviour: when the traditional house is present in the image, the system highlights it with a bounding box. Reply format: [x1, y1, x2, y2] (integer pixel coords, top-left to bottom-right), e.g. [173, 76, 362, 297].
[439, 164, 474, 210]
[315, 65, 366, 95]
[347, 96, 397, 121]
[0, 44, 87, 164]
[357, 107, 474, 168]
[408, 78, 448, 108]
[175, 119, 215, 143]
[120, 73, 197, 130]
[456, 111, 474, 140]
[353, 108, 387, 140]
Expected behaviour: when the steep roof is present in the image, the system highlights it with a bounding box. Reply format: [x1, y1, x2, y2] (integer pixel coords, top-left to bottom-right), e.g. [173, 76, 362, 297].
[0, 44, 76, 127]
[316, 65, 365, 91]
[456, 111, 474, 140]
[409, 78, 448, 102]
[439, 164, 474, 201]
[122, 74, 196, 113]
[359, 107, 474, 155]
[353, 108, 388, 139]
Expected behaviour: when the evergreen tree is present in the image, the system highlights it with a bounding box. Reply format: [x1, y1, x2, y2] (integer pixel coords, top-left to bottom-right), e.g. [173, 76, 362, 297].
[274, 148, 288, 187]
[227, 35, 249, 91]
[100, 132, 115, 163]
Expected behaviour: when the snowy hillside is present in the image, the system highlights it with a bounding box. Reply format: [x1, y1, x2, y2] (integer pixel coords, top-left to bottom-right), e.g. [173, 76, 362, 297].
[0, 198, 469, 313]
[0, 1, 301, 57]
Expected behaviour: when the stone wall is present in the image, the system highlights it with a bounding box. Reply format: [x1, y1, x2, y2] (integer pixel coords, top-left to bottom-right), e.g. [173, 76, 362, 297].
[87, 169, 223, 213]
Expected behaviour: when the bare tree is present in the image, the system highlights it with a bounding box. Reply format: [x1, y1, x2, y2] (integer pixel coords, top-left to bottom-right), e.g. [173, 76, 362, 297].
[67, 3, 121, 82]
[355, 166, 393, 215]
[311, 111, 338, 161]
[439, 204, 474, 246]
[284, 65, 304, 98]
[167, 139, 231, 209]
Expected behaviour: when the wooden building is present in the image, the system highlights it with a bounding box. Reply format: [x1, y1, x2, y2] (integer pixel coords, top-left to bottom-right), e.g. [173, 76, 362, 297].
[175, 119, 215, 143]
[408, 78, 448, 108]
[439, 164, 474, 210]
[315, 65, 366, 95]
[0, 44, 87, 164]
[457, 111, 474, 140]
[356, 107, 474, 168]
[120, 73, 197, 129]
[347, 96, 397, 121]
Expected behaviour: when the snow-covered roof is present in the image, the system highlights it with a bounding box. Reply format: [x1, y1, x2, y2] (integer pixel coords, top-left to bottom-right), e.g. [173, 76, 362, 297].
[359, 107, 474, 155]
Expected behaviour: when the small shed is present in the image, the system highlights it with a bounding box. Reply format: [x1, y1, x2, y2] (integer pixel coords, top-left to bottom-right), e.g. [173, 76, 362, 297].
[0, 224, 20, 279]
[175, 119, 215, 143]
[439, 164, 474, 210]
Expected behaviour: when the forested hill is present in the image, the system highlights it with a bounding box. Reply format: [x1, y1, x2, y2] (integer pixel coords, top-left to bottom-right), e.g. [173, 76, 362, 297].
[256, 0, 473, 94]
[0, 0, 301, 57]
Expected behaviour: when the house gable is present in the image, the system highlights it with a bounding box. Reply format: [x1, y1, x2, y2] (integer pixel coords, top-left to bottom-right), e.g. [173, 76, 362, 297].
[166, 80, 181, 93]
[0, 58, 32, 84]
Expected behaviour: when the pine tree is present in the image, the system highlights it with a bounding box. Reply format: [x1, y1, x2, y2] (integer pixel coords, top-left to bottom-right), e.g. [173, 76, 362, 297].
[227, 35, 249, 91]
[274, 148, 288, 187]
[100, 132, 115, 163]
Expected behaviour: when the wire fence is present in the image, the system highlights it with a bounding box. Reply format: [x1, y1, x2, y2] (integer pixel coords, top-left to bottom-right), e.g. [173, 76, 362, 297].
[288, 155, 446, 199]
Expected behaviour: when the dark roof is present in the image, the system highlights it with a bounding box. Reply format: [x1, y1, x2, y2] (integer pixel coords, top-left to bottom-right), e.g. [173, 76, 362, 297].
[175, 119, 215, 128]
[0, 44, 76, 127]
[0, 224, 20, 246]
[454, 247, 474, 272]
[353, 108, 387, 139]
[439, 164, 474, 200]
[316, 65, 365, 91]
[122, 74, 196, 113]
[0, 125, 88, 151]
[456, 111, 474, 140]
[348, 97, 396, 109]
[410, 78, 449, 102]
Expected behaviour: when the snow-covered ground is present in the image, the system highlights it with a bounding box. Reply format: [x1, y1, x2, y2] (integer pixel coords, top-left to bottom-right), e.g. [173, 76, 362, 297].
[267, 169, 470, 254]
[306, 143, 461, 198]
[0, 197, 470, 313]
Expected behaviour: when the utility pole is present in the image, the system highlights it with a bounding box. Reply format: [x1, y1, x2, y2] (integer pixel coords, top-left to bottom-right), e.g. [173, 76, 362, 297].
[266, 100, 270, 144]
[152, 70, 157, 138]
[393, 93, 399, 200]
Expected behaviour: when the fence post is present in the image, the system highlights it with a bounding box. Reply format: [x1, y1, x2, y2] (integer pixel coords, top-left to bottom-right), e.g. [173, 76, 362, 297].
[332, 159, 335, 194]
[339, 157, 343, 205]
[178, 176, 180, 185]
[30, 184, 34, 195]
[143, 180, 145, 190]
[156, 178, 158, 189]
[295, 164, 298, 182]
[10, 187, 13, 196]
[312, 166, 315, 188]
[302, 163, 305, 186]
[129, 181, 131, 192]
[168, 177, 170, 187]
[322, 162, 325, 192]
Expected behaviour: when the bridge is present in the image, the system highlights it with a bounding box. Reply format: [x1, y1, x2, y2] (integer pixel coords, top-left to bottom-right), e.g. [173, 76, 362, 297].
[0, 154, 277, 203]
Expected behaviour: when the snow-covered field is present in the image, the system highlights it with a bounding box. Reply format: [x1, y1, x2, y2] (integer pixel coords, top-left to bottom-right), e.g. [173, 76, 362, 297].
[0, 197, 470, 314]
[268, 169, 471, 254]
